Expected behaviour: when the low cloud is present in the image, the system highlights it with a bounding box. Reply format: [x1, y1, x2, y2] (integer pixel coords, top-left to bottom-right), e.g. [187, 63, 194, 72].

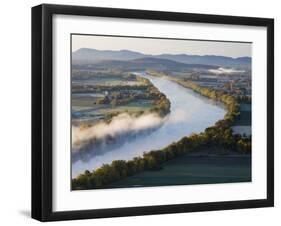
[72, 112, 166, 151]
[209, 67, 245, 75]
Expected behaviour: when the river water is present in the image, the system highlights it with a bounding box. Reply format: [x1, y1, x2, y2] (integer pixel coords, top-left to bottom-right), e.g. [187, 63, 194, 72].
[72, 73, 226, 177]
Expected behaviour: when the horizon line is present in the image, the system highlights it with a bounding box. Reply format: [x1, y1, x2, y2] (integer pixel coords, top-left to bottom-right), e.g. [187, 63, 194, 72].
[72, 47, 252, 59]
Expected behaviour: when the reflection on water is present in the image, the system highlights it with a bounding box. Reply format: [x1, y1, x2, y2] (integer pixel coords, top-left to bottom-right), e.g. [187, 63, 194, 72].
[72, 74, 226, 177]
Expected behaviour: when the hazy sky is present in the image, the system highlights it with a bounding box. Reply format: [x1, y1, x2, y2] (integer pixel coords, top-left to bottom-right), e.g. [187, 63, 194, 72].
[72, 34, 251, 58]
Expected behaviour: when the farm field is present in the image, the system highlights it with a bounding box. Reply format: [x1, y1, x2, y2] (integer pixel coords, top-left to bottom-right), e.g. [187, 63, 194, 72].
[72, 70, 169, 126]
[232, 103, 251, 136]
[71, 36, 252, 190]
[233, 103, 251, 126]
[108, 151, 251, 188]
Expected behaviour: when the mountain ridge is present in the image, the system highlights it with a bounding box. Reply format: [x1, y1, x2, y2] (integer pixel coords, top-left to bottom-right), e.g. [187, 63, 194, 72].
[72, 56, 219, 71]
[73, 48, 251, 68]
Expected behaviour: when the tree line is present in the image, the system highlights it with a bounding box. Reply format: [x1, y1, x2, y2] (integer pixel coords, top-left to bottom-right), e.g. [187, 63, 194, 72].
[72, 74, 251, 190]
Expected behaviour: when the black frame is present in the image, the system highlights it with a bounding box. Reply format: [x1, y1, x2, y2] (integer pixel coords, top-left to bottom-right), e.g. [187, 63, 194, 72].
[32, 4, 274, 221]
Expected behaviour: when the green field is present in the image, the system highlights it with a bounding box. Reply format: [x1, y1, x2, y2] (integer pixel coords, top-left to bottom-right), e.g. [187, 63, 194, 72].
[107, 153, 251, 188]
[71, 72, 161, 126]
[233, 103, 251, 126]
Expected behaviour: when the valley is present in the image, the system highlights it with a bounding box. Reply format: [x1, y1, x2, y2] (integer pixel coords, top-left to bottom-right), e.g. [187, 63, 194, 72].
[70, 45, 252, 190]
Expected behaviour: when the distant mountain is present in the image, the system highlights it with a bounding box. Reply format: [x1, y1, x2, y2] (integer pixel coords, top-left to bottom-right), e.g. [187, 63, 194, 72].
[129, 57, 216, 69]
[72, 57, 218, 71]
[72, 48, 251, 68]
[73, 48, 144, 62]
[156, 54, 251, 68]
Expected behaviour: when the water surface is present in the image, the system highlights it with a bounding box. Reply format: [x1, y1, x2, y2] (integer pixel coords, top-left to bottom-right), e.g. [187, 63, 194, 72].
[72, 74, 226, 177]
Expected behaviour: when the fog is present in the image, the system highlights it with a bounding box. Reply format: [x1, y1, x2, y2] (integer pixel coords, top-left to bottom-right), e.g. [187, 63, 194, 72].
[72, 112, 165, 151]
[72, 74, 226, 177]
[209, 67, 245, 75]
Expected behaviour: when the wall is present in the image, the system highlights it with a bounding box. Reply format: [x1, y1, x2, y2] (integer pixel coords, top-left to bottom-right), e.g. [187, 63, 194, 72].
[0, 0, 279, 225]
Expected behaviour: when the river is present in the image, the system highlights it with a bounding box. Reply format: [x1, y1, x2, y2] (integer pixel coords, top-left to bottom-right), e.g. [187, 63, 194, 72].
[72, 73, 226, 178]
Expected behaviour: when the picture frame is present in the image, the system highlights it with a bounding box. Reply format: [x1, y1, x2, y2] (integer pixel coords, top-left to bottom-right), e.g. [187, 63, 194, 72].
[32, 3, 274, 221]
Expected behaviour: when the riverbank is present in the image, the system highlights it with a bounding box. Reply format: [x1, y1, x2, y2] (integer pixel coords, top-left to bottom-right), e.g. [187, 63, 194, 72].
[107, 151, 251, 188]
[72, 71, 170, 127]
[72, 72, 171, 163]
[72, 73, 225, 179]
[72, 72, 251, 190]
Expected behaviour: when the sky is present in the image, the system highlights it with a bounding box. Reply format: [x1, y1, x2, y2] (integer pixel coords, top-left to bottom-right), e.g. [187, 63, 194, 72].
[72, 34, 252, 58]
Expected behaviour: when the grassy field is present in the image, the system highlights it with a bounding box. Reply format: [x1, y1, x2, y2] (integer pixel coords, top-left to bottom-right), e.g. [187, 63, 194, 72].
[72, 72, 158, 126]
[97, 102, 153, 115]
[107, 152, 251, 188]
[233, 103, 251, 126]
[231, 103, 251, 135]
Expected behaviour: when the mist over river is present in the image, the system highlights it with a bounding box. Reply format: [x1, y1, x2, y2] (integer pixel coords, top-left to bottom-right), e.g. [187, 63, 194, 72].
[72, 73, 226, 178]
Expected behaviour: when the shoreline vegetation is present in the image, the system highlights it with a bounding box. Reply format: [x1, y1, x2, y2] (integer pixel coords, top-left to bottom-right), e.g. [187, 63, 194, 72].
[72, 70, 171, 125]
[72, 71, 170, 160]
[72, 70, 251, 190]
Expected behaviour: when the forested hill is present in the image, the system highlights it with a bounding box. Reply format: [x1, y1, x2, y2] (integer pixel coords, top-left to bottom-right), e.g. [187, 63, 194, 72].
[72, 57, 218, 71]
[72, 48, 251, 68]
